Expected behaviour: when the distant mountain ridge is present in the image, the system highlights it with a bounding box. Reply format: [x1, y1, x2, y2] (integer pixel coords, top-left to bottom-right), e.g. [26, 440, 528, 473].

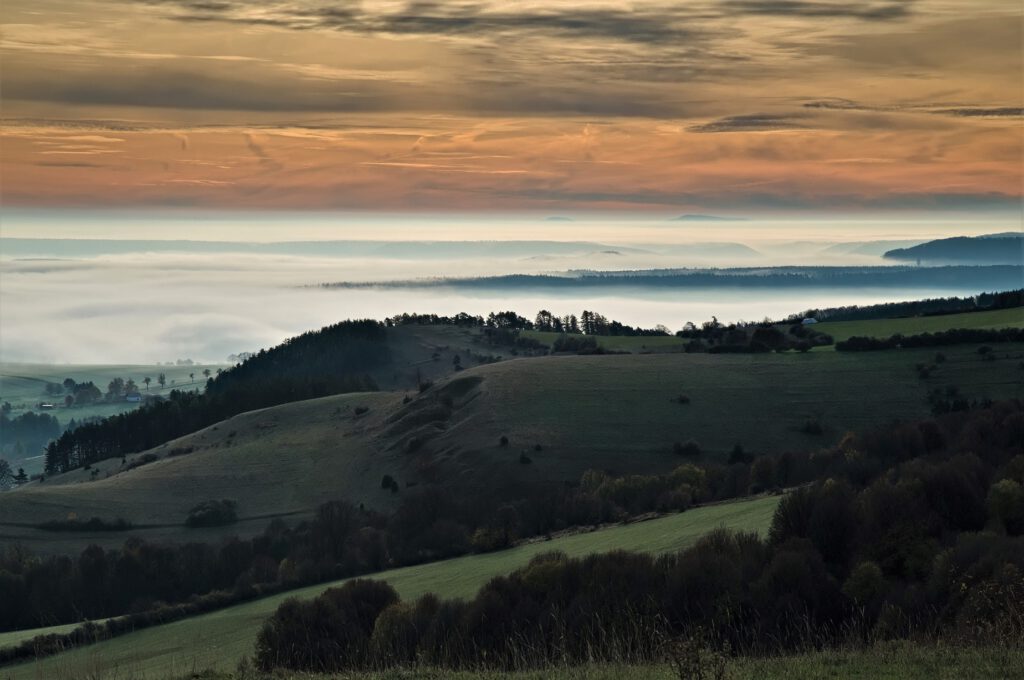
[884, 234, 1023, 265]
[669, 214, 749, 222]
[326, 265, 1024, 291]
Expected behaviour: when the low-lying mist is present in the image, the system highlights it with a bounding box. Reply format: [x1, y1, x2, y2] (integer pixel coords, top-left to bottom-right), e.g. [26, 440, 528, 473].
[0, 242, 990, 365]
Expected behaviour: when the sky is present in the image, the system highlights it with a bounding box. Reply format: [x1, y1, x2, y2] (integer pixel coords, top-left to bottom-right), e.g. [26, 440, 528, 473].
[1, 0, 1022, 216]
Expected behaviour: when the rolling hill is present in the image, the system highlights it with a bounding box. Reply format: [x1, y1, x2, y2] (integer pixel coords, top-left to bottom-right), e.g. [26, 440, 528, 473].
[883, 234, 1024, 264]
[2, 340, 1021, 556]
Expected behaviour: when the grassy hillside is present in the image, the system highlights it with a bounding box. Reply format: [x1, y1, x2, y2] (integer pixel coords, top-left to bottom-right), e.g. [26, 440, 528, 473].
[0, 495, 780, 680]
[520, 330, 686, 352]
[166, 644, 1024, 680]
[2, 342, 1021, 555]
[814, 306, 1024, 343]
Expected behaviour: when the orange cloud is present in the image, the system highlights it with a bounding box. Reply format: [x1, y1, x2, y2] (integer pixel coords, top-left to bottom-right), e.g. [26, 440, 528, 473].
[0, 0, 1019, 213]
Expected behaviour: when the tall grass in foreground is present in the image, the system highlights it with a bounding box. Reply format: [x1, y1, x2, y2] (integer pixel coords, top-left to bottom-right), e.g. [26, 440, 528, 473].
[155, 641, 1024, 680]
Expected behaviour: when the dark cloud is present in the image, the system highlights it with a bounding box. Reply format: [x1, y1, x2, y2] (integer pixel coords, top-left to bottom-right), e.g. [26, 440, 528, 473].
[141, 0, 912, 44]
[721, 0, 913, 20]
[689, 113, 804, 133]
[804, 100, 1024, 120]
[36, 162, 111, 168]
[2, 50, 701, 117]
[153, 1, 705, 44]
[1, 55, 400, 112]
[803, 99, 876, 111]
[932, 107, 1024, 118]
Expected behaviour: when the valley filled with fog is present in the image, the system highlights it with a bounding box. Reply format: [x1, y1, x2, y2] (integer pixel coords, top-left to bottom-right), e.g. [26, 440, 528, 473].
[2, 217, 1013, 364]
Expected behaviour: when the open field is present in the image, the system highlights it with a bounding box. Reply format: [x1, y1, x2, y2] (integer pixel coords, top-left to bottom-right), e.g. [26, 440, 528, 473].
[0, 495, 780, 680]
[2, 341, 1021, 555]
[814, 306, 1024, 343]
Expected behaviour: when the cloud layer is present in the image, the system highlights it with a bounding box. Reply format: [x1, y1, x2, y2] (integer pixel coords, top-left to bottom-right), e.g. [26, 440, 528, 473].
[0, 0, 1020, 212]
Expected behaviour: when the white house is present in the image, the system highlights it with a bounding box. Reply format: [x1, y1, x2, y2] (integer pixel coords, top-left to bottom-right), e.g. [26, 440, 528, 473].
[801, 318, 818, 325]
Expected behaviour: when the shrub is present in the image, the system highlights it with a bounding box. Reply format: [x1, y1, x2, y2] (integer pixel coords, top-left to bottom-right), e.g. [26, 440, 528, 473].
[379, 475, 399, 493]
[126, 453, 159, 470]
[552, 334, 599, 353]
[728, 443, 752, 464]
[354, 405, 369, 416]
[519, 453, 532, 465]
[499, 435, 509, 447]
[988, 479, 1024, 535]
[255, 579, 399, 671]
[800, 419, 824, 435]
[470, 526, 511, 553]
[185, 499, 238, 528]
[673, 440, 701, 457]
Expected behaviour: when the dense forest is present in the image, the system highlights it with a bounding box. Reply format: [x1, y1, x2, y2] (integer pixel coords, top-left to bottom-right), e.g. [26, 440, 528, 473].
[42, 321, 387, 474]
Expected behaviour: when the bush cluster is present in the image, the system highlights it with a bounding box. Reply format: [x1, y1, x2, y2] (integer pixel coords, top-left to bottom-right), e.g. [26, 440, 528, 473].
[186, 499, 239, 528]
[836, 327, 1024, 351]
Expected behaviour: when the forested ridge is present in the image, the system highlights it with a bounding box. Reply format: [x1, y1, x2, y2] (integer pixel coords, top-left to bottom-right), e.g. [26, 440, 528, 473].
[885, 235, 1024, 264]
[42, 321, 388, 474]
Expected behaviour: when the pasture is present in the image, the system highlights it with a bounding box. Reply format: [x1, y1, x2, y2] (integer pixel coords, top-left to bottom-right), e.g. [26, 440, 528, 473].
[2, 342, 1021, 556]
[0, 495, 780, 679]
[813, 306, 1023, 343]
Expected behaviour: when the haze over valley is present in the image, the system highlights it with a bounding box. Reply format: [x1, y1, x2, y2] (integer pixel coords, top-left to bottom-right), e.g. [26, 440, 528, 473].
[2, 215, 1019, 364]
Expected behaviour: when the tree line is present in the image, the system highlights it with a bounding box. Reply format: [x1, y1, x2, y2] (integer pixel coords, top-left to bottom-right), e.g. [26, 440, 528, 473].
[789, 289, 1022, 324]
[836, 327, 1024, 351]
[42, 320, 388, 475]
[255, 399, 1024, 672]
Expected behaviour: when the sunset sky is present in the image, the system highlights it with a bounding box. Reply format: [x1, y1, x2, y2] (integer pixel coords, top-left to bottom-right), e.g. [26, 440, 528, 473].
[1, 0, 1021, 215]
